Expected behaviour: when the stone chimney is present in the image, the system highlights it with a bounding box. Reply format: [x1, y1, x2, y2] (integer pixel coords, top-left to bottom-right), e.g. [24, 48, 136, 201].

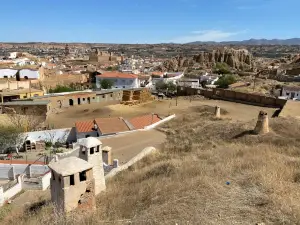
[215, 106, 221, 118]
[254, 111, 269, 135]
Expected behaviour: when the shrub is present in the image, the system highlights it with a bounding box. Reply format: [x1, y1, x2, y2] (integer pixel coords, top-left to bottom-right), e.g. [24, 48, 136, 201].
[100, 79, 114, 89]
[215, 74, 237, 88]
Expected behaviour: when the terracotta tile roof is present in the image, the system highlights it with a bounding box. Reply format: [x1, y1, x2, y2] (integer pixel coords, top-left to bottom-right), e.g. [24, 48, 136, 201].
[75, 120, 95, 133]
[97, 72, 138, 79]
[129, 114, 161, 130]
[95, 117, 130, 134]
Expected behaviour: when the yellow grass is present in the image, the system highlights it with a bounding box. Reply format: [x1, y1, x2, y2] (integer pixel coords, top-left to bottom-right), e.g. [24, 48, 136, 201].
[3, 106, 300, 224]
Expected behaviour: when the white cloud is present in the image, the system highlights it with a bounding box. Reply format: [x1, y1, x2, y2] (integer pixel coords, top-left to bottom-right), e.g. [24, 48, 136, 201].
[169, 30, 243, 43]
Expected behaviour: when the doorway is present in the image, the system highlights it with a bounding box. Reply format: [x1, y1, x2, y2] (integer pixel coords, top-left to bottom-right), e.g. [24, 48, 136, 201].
[291, 92, 295, 99]
[69, 99, 74, 106]
[77, 98, 81, 105]
[87, 97, 91, 104]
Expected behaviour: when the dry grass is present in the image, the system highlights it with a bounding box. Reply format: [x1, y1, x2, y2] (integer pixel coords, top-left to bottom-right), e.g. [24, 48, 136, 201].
[3, 106, 300, 224]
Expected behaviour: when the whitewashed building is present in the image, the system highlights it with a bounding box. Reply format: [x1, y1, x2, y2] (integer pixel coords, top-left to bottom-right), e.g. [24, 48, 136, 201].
[281, 86, 300, 100]
[96, 72, 140, 89]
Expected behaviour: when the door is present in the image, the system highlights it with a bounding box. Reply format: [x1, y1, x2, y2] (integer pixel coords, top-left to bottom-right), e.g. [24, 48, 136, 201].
[291, 92, 295, 99]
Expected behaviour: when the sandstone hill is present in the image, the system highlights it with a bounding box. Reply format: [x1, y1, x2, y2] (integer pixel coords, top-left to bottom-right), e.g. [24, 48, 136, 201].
[157, 47, 255, 72]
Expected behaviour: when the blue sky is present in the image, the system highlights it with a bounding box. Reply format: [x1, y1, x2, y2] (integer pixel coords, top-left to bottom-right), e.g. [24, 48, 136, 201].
[1, 0, 299, 43]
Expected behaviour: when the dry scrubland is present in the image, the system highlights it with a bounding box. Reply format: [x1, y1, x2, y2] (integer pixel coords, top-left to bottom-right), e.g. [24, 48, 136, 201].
[2, 106, 300, 224]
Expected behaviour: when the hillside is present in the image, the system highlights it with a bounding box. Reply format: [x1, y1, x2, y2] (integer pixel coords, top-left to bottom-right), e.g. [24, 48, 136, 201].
[2, 105, 300, 224]
[188, 38, 300, 45]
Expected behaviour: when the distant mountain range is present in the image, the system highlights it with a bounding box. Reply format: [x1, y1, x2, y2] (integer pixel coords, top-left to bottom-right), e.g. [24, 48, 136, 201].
[187, 38, 300, 45]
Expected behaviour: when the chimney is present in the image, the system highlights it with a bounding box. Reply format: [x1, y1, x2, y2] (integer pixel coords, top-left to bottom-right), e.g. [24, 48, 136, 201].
[215, 106, 221, 118]
[254, 111, 269, 135]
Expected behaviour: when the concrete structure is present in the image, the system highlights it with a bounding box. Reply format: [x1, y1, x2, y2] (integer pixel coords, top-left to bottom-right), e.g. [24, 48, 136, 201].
[0, 88, 44, 102]
[215, 106, 221, 118]
[178, 79, 200, 88]
[78, 137, 106, 195]
[281, 86, 300, 100]
[0, 175, 24, 206]
[49, 157, 96, 213]
[102, 146, 112, 165]
[0, 68, 43, 81]
[96, 72, 140, 89]
[254, 111, 269, 135]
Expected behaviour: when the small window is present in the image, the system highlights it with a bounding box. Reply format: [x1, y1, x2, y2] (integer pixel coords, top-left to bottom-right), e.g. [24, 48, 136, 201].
[102, 95, 105, 98]
[83, 98, 85, 101]
[59, 176, 61, 183]
[90, 147, 94, 155]
[4, 76, 8, 78]
[70, 174, 75, 186]
[23, 96, 27, 99]
[52, 171, 55, 180]
[92, 97, 95, 99]
[96, 145, 100, 152]
[79, 171, 87, 182]
[82, 149, 86, 155]
[110, 94, 113, 97]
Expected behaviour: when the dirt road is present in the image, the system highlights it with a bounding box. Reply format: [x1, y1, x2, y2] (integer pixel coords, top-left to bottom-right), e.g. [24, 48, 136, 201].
[47, 98, 277, 128]
[69, 129, 166, 165]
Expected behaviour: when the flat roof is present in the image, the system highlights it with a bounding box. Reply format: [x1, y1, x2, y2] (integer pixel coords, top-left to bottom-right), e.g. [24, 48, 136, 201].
[49, 157, 93, 176]
[0, 88, 43, 96]
[3, 100, 50, 106]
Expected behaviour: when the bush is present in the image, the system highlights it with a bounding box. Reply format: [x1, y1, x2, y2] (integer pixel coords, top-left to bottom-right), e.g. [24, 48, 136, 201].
[49, 84, 77, 93]
[214, 62, 231, 75]
[100, 79, 114, 89]
[215, 74, 237, 88]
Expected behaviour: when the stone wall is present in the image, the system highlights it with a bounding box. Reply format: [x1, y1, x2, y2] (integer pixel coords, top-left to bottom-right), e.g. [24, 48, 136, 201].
[179, 87, 287, 108]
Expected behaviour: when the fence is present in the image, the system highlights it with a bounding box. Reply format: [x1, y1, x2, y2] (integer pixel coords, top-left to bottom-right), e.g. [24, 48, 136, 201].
[178, 87, 287, 108]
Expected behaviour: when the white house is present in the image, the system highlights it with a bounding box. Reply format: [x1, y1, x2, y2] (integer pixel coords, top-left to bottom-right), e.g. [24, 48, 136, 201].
[281, 86, 300, 100]
[0, 69, 40, 80]
[9, 52, 19, 59]
[150, 72, 184, 90]
[96, 72, 140, 89]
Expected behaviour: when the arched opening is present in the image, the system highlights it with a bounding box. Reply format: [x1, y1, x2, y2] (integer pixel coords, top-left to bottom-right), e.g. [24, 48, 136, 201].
[69, 99, 74, 106]
[87, 97, 91, 104]
[77, 98, 81, 105]
[24, 76, 28, 80]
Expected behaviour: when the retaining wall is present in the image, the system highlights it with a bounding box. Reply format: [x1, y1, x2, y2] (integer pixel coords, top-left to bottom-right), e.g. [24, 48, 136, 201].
[0, 175, 24, 206]
[105, 147, 156, 179]
[0, 164, 49, 179]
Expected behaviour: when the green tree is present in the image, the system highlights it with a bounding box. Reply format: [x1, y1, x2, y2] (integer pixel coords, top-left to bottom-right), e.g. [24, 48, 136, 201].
[166, 81, 177, 92]
[100, 79, 114, 89]
[49, 84, 77, 93]
[215, 75, 237, 88]
[0, 125, 23, 153]
[214, 63, 231, 75]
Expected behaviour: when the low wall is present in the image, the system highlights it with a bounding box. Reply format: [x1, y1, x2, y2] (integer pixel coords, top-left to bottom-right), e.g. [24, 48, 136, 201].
[40, 171, 51, 191]
[0, 175, 24, 206]
[0, 164, 49, 179]
[144, 114, 176, 130]
[179, 87, 287, 108]
[105, 147, 156, 179]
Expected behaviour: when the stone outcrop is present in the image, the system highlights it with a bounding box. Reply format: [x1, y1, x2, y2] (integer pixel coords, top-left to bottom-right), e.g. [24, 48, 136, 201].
[158, 48, 255, 72]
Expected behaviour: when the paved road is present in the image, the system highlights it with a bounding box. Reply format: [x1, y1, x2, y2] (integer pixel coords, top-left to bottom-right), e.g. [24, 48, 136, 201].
[68, 130, 166, 165]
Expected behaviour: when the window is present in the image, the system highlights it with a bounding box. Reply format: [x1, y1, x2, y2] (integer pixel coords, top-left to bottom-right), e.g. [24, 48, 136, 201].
[90, 147, 94, 155]
[52, 171, 55, 180]
[70, 174, 75, 186]
[3, 76, 8, 78]
[59, 176, 61, 183]
[92, 97, 95, 99]
[79, 171, 87, 182]
[23, 96, 27, 99]
[83, 98, 85, 101]
[102, 95, 105, 98]
[96, 145, 100, 153]
[110, 94, 113, 97]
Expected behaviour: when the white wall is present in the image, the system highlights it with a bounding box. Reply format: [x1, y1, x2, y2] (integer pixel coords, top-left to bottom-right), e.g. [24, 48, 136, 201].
[96, 77, 139, 89]
[0, 164, 49, 179]
[282, 88, 300, 100]
[0, 175, 24, 206]
[40, 171, 51, 191]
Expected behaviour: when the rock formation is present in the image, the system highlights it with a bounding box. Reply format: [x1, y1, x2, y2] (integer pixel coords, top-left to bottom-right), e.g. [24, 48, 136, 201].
[158, 48, 255, 72]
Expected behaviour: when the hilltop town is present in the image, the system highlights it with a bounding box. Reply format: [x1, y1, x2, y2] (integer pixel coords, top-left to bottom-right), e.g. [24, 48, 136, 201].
[0, 41, 300, 224]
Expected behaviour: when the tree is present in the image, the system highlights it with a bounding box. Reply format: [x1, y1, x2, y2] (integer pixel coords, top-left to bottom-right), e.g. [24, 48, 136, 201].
[49, 84, 77, 93]
[166, 81, 177, 93]
[214, 63, 231, 75]
[0, 125, 24, 154]
[214, 75, 237, 88]
[100, 79, 114, 89]
[155, 80, 167, 92]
